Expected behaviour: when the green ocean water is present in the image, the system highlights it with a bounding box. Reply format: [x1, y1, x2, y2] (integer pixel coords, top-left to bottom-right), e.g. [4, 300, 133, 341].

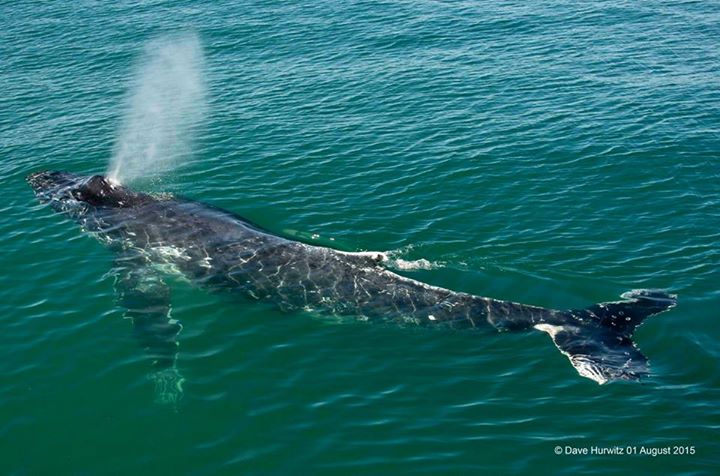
[1, 1, 719, 474]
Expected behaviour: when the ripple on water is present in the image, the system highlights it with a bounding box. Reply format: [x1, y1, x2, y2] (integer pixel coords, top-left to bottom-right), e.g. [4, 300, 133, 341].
[2, 0, 720, 474]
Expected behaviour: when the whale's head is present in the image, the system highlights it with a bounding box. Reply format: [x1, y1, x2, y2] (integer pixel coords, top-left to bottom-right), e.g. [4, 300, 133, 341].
[27, 171, 151, 216]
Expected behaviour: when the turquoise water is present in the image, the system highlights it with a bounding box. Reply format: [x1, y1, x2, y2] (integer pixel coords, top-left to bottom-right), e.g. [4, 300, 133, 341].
[2, 1, 719, 474]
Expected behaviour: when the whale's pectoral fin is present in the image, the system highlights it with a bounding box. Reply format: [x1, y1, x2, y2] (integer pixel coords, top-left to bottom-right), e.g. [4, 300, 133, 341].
[112, 253, 184, 406]
[535, 289, 677, 384]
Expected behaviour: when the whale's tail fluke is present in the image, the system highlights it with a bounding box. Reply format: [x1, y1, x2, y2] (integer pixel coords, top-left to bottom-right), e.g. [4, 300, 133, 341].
[535, 289, 677, 384]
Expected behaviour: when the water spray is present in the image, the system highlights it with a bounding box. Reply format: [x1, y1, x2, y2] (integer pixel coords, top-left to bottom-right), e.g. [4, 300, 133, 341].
[108, 32, 207, 186]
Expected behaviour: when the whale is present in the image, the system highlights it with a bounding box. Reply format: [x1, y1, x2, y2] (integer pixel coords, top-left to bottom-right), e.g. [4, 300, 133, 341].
[28, 170, 677, 402]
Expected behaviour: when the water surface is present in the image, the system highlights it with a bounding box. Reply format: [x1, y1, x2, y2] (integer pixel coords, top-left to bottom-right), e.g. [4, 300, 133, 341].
[1, 1, 718, 474]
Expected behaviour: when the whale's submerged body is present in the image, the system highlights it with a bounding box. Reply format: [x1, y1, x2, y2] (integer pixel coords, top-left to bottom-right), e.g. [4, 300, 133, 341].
[28, 171, 677, 402]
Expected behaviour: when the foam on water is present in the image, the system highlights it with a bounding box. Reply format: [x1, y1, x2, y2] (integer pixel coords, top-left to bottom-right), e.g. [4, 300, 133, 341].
[333, 248, 444, 271]
[383, 249, 445, 271]
[107, 33, 206, 185]
[389, 257, 439, 271]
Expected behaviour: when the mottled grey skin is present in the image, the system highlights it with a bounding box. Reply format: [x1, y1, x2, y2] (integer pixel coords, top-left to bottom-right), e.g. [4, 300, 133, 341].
[29, 172, 548, 328]
[27, 171, 677, 400]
